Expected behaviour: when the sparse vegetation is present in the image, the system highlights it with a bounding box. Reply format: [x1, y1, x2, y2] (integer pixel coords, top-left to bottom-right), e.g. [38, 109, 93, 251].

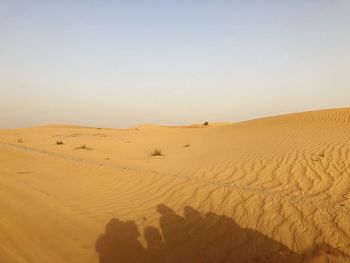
[17, 138, 23, 143]
[76, 144, 92, 150]
[56, 141, 64, 145]
[151, 148, 163, 156]
[184, 144, 190, 148]
[203, 121, 209, 126]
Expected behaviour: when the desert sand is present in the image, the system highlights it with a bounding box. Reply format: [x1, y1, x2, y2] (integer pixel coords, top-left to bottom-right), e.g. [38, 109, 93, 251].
[1, 108, 350, 262]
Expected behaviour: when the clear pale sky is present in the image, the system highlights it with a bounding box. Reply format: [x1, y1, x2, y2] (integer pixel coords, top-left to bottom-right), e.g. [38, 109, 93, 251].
[1, 1, 349, 128]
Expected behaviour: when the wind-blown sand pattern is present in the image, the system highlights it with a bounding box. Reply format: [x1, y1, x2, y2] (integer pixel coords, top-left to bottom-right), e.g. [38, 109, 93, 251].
[1, 108, 350, 262]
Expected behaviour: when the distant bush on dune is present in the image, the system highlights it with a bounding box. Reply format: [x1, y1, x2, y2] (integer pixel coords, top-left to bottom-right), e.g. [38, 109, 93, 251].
[76, 144, 92, 150]
[151, 148, 163, 156]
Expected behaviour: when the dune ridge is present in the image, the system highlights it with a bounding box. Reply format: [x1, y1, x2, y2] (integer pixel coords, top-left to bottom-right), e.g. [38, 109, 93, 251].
[1, 108, 350, 262]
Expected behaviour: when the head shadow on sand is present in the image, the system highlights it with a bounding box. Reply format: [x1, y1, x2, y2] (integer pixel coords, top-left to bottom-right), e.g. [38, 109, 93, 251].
[95, 204, 347, 263]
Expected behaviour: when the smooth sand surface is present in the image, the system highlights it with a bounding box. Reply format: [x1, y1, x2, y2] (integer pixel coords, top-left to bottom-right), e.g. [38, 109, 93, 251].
[1, 108, 350, 262]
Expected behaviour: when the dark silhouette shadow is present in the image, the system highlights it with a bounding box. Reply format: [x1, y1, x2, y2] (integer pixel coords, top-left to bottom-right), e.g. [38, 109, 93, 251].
[95, 219, 147, 263]
[96, 204, 348, 263]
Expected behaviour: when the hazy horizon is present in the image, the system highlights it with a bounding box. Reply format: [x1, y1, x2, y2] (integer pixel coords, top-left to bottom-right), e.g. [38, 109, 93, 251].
[1, 1, 350, 129]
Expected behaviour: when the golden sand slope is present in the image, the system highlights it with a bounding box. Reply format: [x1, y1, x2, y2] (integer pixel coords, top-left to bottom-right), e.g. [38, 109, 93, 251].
[1, 108, 350, 262]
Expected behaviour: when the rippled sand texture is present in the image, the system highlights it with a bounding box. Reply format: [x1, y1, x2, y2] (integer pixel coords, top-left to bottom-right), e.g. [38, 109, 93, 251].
[1, 108, 350, 262]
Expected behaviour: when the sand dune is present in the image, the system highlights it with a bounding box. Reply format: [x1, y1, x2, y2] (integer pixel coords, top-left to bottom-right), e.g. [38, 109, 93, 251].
[1, 108, 350, 262]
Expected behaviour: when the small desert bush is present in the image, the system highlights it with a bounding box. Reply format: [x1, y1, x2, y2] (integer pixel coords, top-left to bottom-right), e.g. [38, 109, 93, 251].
[56, 141, 64, 145]
[184, 144, 190, 148]
[17, 138, 23, 143]
[151, 148, 163, 156]
[203, 121, 209, 126]
[76, 144, 91, 150]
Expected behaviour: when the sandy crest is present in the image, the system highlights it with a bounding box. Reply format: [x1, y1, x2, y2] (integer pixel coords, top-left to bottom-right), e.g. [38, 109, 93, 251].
[1, 108, 350, 262]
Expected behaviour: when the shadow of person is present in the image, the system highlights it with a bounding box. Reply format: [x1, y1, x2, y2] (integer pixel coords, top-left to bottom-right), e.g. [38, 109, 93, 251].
[95, 218, 147, 263]
[96, 205, 348, 263]
[157, 204, 187, 251]
[144, 226, 166, 262]
[156, 205, 302, 263]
